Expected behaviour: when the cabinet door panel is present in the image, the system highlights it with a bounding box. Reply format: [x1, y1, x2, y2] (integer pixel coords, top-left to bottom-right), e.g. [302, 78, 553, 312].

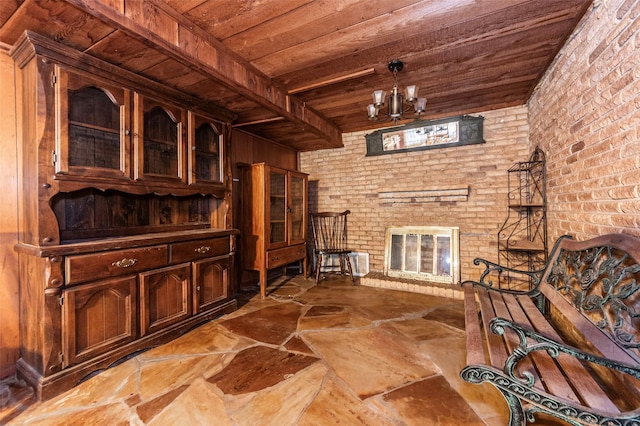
[63, 276, 137, 367]
[189, 112, 223, 185]
[193, 256, 230, 313]
[134, 94, 186, 183]
[140, 264, 191, 336]
[56, 65, 131, 179]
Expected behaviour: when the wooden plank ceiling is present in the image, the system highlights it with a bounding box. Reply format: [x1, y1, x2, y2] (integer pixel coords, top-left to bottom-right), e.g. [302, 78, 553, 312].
[0, 0, 592, 151]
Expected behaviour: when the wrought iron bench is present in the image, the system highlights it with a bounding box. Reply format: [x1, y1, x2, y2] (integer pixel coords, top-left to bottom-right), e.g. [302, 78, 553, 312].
[460, 233, 640, 425]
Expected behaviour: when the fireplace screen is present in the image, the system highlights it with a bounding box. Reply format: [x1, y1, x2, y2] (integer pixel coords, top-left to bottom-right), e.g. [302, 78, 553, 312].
[384, 226, 460, 284]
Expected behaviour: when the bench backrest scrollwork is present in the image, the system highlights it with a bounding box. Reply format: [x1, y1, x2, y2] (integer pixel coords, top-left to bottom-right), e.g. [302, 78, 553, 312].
[542, 234, 640, 355]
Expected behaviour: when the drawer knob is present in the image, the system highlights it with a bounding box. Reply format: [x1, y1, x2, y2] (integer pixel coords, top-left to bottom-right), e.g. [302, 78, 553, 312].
[112, 258, 138, 268]
[195, 246, 211, 254]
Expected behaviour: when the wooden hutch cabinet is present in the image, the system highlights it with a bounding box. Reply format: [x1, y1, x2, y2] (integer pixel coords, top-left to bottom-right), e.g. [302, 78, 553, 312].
[11, 31, 239, 400]
[240, 163, 308, 298]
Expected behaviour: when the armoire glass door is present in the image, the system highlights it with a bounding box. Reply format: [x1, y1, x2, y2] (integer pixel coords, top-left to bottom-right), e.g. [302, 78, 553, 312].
[268, 170, 286, 246]
[289, 173, 306, 244]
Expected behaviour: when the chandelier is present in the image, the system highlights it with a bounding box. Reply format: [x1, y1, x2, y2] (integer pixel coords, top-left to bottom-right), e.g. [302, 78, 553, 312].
[367, 60, 427, 123]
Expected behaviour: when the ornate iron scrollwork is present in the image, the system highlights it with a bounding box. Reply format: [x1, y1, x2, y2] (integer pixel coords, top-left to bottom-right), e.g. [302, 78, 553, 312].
[464, 257, 544, 297]
[547, 245, 640, 351]
[490, 317, 640, 380]
[461, 317, 640, 425]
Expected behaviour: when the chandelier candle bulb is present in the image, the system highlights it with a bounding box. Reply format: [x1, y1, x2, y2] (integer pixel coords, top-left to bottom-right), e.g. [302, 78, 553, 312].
[405, 85, 418, 102]
[372, 90, 386, 107]
[367, 104, 378, 119]
[415, 98, 427, 113]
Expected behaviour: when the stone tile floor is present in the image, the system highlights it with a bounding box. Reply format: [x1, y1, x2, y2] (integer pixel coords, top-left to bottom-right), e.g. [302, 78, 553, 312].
[0, 275, 508, 425]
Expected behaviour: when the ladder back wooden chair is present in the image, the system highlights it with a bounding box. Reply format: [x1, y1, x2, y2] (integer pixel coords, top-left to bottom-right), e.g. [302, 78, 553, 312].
[309, 210, 354, 284]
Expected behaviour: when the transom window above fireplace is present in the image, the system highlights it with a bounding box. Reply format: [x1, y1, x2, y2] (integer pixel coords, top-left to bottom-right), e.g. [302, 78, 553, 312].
[384, 226, 460, 285]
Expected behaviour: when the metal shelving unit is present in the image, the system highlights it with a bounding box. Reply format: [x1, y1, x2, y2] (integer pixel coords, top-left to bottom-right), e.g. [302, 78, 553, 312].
[498, 146, 547, 290]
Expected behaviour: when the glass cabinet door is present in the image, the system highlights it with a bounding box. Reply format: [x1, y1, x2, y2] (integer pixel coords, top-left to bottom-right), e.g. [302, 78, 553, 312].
[268, 170, 287, 247]
[56, 66, 130, 179]
[135, 94, 185, 182]
[189, 112, 222, 185]
[289, 172, 307, 244]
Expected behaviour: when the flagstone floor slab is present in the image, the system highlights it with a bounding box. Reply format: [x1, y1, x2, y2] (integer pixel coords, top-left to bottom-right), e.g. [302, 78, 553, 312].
[3, 275, 506, 425]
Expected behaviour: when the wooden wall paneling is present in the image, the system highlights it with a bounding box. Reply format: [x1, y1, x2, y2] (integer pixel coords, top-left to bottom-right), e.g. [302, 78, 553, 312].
[0, 47, 19, 379]
[231, 130, 298, 170]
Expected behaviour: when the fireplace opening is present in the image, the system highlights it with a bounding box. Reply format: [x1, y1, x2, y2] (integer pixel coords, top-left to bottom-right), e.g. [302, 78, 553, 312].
[384, 226, 460, 285]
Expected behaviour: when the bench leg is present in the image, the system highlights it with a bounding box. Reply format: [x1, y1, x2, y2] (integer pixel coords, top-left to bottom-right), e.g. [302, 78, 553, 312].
[461, 365, 526, 425]
[498, 389, 527, 426]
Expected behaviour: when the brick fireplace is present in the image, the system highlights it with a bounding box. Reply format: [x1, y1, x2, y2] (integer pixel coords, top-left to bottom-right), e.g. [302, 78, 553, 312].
[384, 226, 460, 285]
[359, 226, 463, 299]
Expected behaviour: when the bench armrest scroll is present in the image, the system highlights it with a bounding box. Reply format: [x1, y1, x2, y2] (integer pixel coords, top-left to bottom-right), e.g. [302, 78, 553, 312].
[462, 258, 545, 295]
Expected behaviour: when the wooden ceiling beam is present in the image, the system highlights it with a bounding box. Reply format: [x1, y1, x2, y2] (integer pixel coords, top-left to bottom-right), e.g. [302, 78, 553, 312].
[288, 68, 376, 95]
[63, 0, 343, 147]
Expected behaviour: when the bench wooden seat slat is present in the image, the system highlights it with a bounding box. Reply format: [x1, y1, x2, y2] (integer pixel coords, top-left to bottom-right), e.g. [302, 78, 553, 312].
[463, 284, 485, 365]
[501, 293, 582, 405]
[515, 293, 621, 413]
[460, 233, 640, 425]
[476, 286, 508, 368]
[488, 291, 542, 388]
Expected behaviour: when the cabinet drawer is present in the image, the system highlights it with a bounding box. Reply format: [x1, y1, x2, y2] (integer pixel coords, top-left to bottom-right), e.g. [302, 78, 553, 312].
[171, 237, 229, 263]
[266, 244, 306, 269]
[66, 246, 168, 285]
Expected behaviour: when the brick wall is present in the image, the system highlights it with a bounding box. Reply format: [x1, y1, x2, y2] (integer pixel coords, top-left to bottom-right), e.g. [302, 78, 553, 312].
[302, 1, 640, 280]
[300, 106, 531, 282]
[529, 0, 640, 242]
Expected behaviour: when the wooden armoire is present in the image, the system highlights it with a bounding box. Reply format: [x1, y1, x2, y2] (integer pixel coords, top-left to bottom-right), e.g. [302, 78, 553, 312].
[240, 163, 308, 298]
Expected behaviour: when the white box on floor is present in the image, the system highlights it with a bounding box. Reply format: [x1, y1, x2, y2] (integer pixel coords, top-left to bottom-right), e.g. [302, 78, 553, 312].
[348, 252, 369, 277]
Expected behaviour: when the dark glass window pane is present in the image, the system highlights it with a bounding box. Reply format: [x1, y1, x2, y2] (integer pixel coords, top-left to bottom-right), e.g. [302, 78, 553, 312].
[269, 172, 286, 244]
[144, 107, 178, 177]
[69, 87, 119, 131]
[390, 234, 403, 270]
[68, 87, 120, 169]
[437, 236, 451, 275]
[270, 222, 285, 244]
[405, 234, 418, 272]
[420, 235, 434, 274]
[194, 123, 220, 182]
